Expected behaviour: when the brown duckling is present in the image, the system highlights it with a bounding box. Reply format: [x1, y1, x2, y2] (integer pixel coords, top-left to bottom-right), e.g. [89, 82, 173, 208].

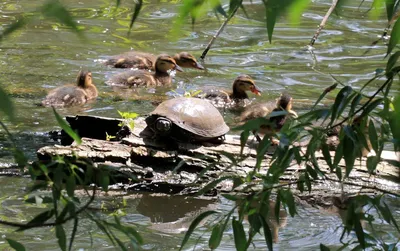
[107, 54, 183, 88]
[197, 75, 261, 104]
[238, 93, 298, 143]
[41, 70, 98, 107]
[105, 51, 204, 70]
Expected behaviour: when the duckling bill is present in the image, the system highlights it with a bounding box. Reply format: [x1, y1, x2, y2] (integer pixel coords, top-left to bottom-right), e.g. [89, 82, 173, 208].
[107, 54, 183, 87]
[105, 51, 204, 70]
[41, 70, 98, 107]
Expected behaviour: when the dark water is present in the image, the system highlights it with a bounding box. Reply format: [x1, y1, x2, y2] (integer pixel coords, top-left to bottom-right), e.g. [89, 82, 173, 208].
[0, 0, 399, 250]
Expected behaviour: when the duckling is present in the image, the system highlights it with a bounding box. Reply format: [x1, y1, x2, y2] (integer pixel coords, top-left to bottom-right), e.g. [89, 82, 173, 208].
[107, 54, 183, 88]
[41, 70, 98, 107]
[238, 93, 298, 144]
[196, 75, 261, 106]
[105, 51, 204, 70]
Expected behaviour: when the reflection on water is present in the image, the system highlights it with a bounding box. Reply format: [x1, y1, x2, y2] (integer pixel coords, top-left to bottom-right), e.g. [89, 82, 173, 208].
[0, 0, 399, 249]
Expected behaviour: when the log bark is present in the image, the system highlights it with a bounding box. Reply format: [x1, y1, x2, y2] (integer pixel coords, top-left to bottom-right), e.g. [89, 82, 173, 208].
[36, 115, 400, 208]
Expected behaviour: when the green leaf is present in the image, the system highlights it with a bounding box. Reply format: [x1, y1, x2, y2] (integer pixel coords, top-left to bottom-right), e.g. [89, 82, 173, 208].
[366, 156, 379, 173]
[320, 244, 331, 251]
[0, 86, 15, 122]
[321, 141, 333, 171]
[282, 190, 296, 217]
[56, 225, 67, 251]
[259, 215, 273, 251]
[52, 107, 82, 144]
[221, 193, 241, 201]
[288, 0, 310, 25]
[354, 216, 366, 249]
[228, 0, 242, 15]
[179, 210, 219, 251]
[349, 93, 362, 117]
[240, 130, 250, 155]
[6, 238, 26, 251]
[18, 209, 55, 231]
[0, 17, 27, 42]
[232, 218, 247, 251]
[209, 224, 223, 249]
[360, 98, 383, 118]
[297, 174, 305, 192]
[248, 213, 262, 234]
[385, 0, 395, 20]
[330, 86, 353, 125]
[386, 50, 400, 73]
[66, 175, 76, 197]
[343, 134, 355, 177]
[40, 0, 83, 37]
[196, 176, 237, 195]
[312, 83, 338, 110]
[99, 174, 110, 191]
[306, 164, 318, 180]
[128, 0, 143, 31]
[304, 172, 311, 192]
[368, 120, 379, 152]
[387, 16, 400, 56]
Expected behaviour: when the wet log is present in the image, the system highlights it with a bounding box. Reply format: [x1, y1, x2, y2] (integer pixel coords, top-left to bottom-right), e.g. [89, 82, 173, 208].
[36, 115, 400, 208]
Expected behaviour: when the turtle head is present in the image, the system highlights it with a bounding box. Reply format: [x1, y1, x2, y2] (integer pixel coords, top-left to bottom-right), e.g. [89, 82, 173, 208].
[155, 117, 172, 133]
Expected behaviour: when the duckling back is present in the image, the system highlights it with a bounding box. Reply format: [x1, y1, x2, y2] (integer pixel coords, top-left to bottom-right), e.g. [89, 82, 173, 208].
[107, 70, 169, 87]
[41, 85, 88, 107]
[105, 52, 156, 69]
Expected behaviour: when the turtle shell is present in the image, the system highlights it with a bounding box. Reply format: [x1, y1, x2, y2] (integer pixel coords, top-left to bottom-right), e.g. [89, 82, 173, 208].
[148, 97, 229, 139]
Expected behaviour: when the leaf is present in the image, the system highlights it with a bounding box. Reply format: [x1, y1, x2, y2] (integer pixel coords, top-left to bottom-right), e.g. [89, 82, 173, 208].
[385, 0, 395, 20]
[320, 244, 331, 251]
[304, 172, 311, 192]
[386, 50, 400, 73]
[259, 215, 273, 251]
[52, 107, 82, 145]
[240, 130, 250, 155]
[360, 98, 383, 118]
[221, 193, 241, 201]
[179, 210, 219, 251]
[0, 86, 15, 122]
[366, 156, 379, 173]
[312, 83, 338, 110]
[6, 239, 26, 251]
[209, 224, 223, 249]
[321, 141, 333, 171]
[368, 120, 379, 152]
[387, 16, 400, 56]
[40, 0, 83, 37]
[343, 134, 355, 177]
[288, 0, 311, 25]
[282, 190, 296, 217]
[232, 218, 247, 251]
[128, 0, 143, 32]
[228, 0, 242, 15]
[56, 225, 67, 251]
[248, 213, 262, 233]
[66, 175, 76, 197]
[18, 209, 55, 231]
[0, 17, 27, 42]
[99, 174, 110, 191]
[354, 216, 366, 249]
[306, 164, 318, 180]
[330, 86, 353, 125]
[214, 2, 227, 18]
[196, 176, 237, 195]
[349, 93, 362, 117]
[297, 174, 305, 192]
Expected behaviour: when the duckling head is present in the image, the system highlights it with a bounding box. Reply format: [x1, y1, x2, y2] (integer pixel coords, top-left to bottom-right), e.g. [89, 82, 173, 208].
[155, 54, 184, 73]
[76, 70, 92, 88]
[174, 52, 204, 70]
[277, 93, 297, 118]
[232, 74, 261, 97]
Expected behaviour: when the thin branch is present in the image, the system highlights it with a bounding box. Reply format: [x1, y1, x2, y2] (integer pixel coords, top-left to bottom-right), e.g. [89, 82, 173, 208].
[200, 5, 240, 60]
[309, 0, 339, 47]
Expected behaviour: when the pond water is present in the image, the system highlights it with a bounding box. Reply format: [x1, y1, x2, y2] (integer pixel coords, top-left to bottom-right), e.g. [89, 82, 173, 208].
[0, 0, 399, 250]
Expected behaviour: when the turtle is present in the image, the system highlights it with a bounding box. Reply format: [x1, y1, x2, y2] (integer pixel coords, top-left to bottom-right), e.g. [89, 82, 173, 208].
[145, 97, 230, 143]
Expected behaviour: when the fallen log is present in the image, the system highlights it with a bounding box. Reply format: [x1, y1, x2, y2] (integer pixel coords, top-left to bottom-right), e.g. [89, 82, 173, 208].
[36, 115, 400, 208]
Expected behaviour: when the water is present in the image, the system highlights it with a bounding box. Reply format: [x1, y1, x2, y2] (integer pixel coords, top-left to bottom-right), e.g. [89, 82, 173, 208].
[0, 0, 399, 250]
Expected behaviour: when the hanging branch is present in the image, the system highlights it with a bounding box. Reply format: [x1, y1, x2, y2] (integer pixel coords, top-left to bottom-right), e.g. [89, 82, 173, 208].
[200, 5, 240, 60]
[309, 0, 338, 47]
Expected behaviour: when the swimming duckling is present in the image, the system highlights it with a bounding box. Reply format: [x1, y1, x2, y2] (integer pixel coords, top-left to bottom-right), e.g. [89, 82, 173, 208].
[107, 54, 183, 87]
[196, 75, 261, 106]
[41, 70, 98, 107]
[238, 93, 298, 144]
[105, 51, 204, 70]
